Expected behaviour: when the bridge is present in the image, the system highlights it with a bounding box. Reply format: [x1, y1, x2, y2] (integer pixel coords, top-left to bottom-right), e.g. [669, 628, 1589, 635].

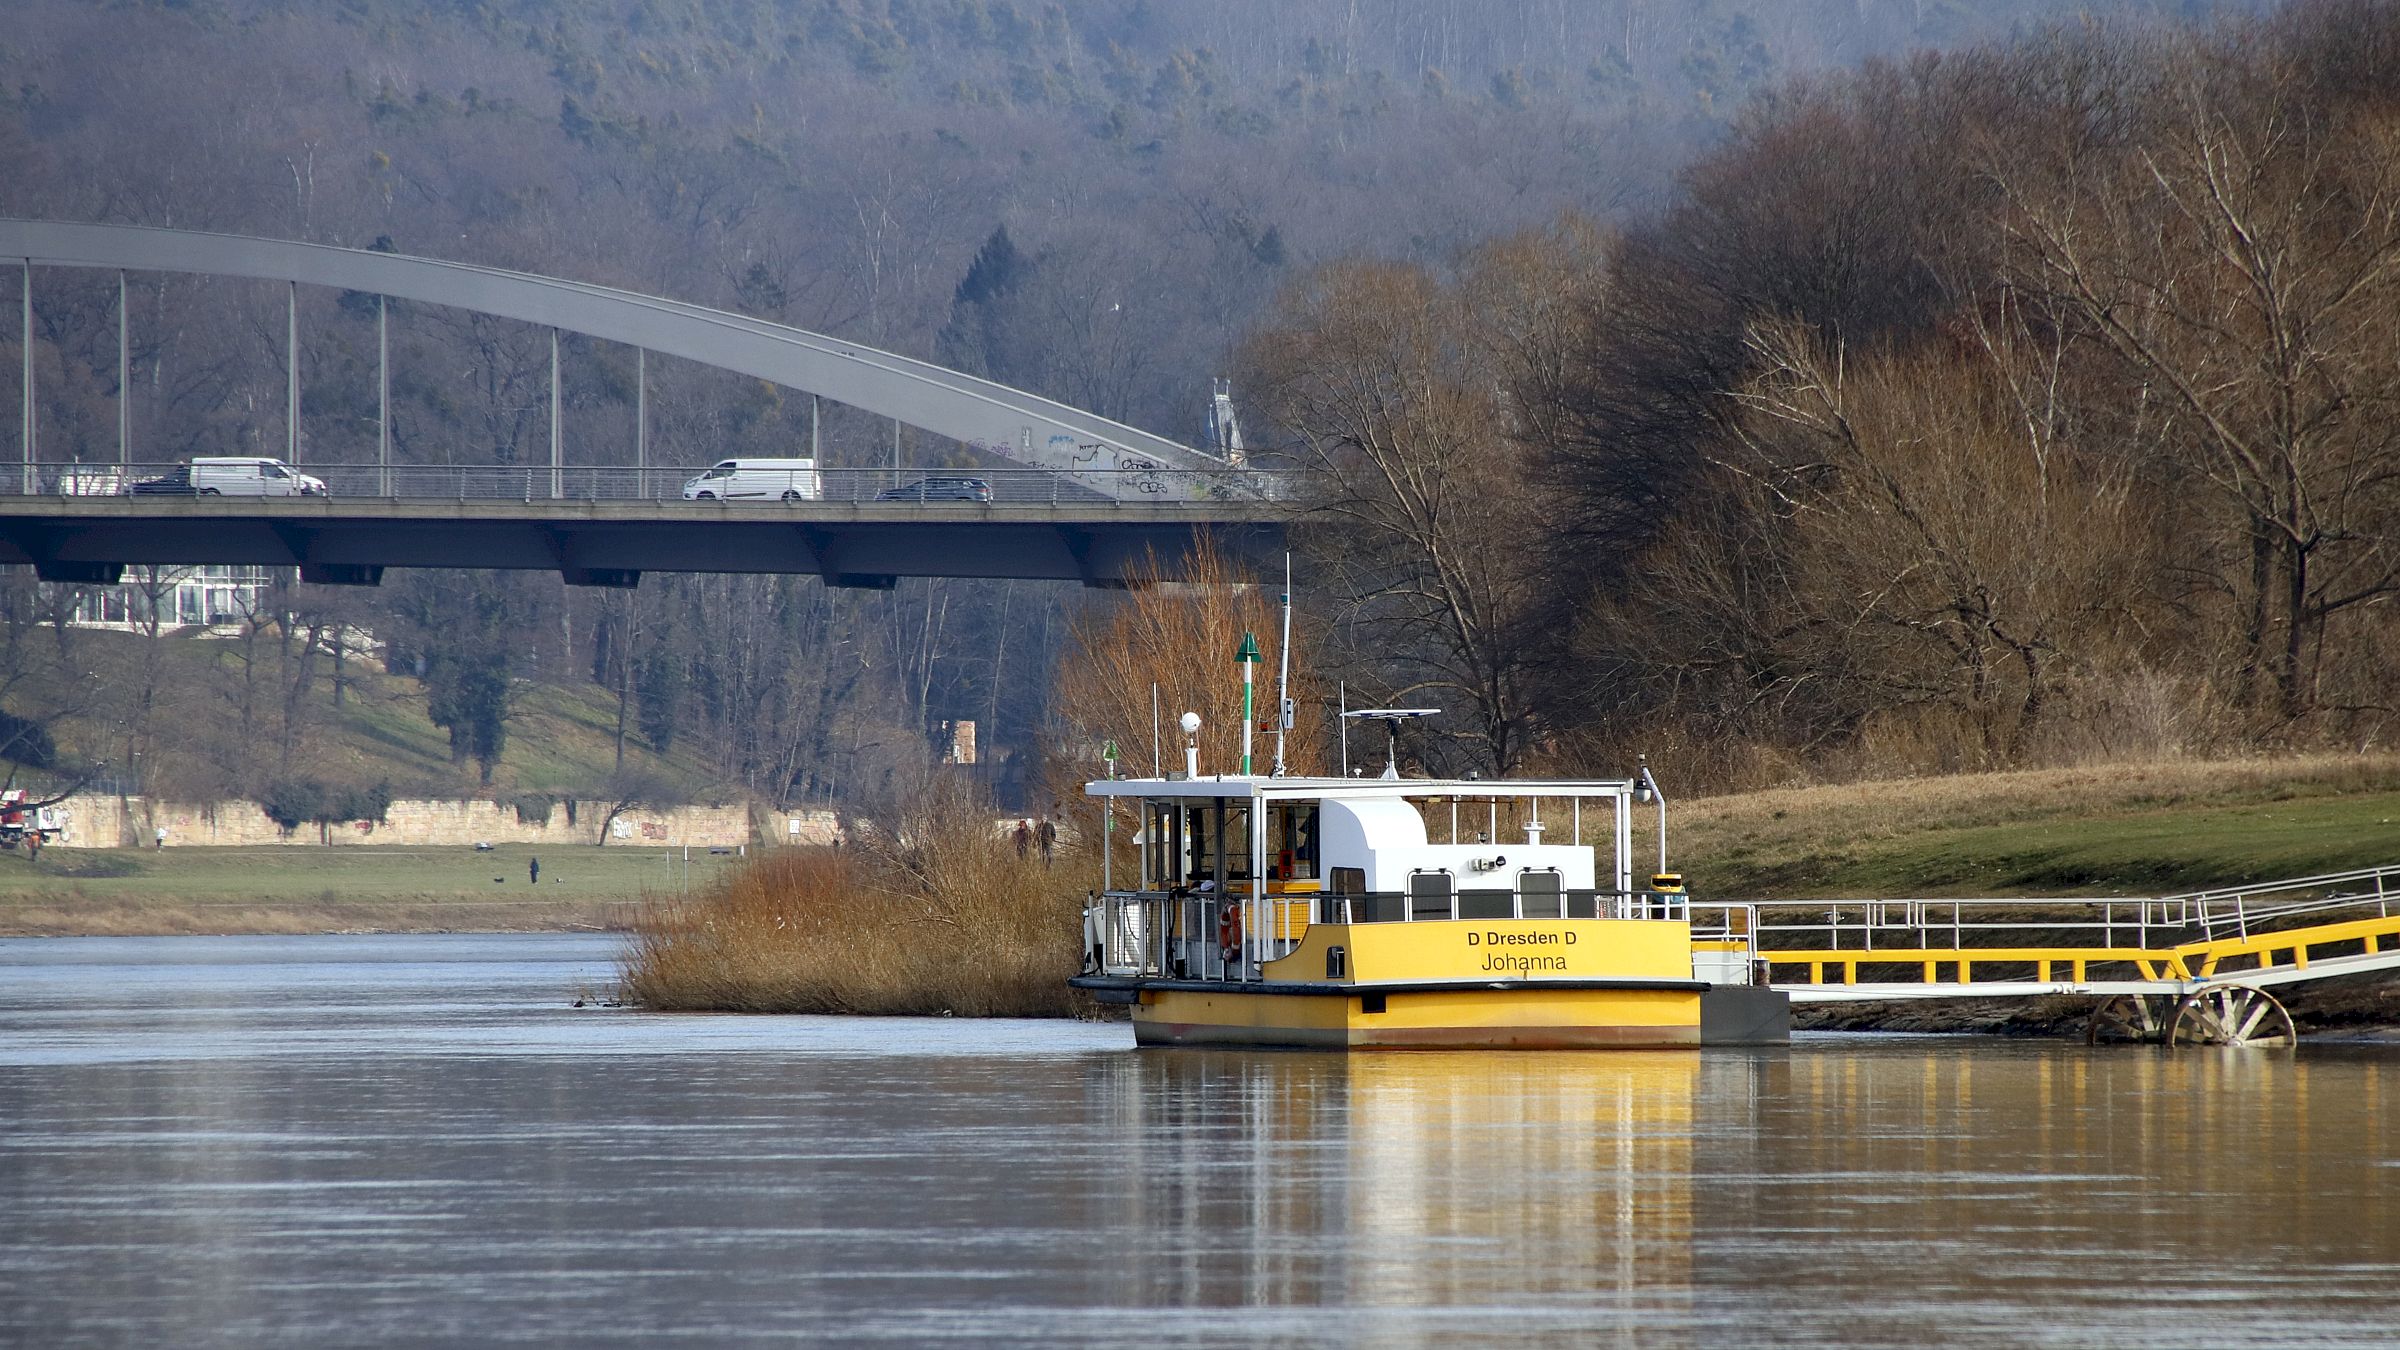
[0, 220, 1289, 587]
[0, 466, 1283, 590]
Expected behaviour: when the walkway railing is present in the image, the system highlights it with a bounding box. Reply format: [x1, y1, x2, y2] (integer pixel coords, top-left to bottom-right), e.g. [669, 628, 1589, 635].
[1692, 861, 2400, 998]
[2162, 864, 2400, 940]
[23, 461, 1304, 507]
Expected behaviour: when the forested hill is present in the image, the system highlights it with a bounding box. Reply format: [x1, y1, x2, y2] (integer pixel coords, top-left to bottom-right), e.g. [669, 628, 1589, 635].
[0, 0, 2262, 443]
[0, 0, 2287, 815]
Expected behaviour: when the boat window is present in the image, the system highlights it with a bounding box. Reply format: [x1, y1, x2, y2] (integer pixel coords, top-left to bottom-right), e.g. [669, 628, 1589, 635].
[1458, 890, 1514, 920]
[1408, 869, 1455, 921]
[1330, 867, 1365, 895]
[1144, 802, 1181, 887]
[1267, 802, 1319, 880]
[1518, 869, 1564, 919]
[1183, 802, 1254, 882]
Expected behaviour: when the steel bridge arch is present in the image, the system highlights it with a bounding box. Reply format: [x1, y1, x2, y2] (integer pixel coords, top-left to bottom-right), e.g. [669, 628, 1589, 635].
[0, 218, 1219, 472]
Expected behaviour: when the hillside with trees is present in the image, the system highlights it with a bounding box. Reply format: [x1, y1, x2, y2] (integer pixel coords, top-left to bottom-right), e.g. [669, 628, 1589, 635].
[0, 0, 2309, 811]
[1245, 0, 2400, 790]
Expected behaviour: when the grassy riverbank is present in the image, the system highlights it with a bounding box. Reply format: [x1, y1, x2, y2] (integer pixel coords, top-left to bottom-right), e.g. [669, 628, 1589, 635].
[1667, 754, 2400, 1036]
[1676, 753, 2400, 900]
[0, 844, 743, 936]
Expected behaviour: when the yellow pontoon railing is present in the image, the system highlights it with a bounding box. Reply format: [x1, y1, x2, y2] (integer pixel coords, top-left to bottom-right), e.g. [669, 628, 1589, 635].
[1688, 863, 2400, 997]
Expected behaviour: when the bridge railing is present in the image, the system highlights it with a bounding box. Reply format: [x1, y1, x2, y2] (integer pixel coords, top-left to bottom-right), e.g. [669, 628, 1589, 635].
[22, 461, 1306, 507]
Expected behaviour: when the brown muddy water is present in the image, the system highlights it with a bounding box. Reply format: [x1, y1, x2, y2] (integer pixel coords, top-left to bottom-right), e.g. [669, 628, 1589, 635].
[1, 934, 2395, 1347]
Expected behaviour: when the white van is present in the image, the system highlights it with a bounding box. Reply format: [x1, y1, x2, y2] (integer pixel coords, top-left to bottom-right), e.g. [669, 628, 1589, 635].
[191, 457, 328, 497]
[682, 458, 820, 502]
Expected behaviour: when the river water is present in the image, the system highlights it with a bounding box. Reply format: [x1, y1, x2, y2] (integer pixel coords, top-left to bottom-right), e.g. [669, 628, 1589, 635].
[2, 935, 2395, 1347]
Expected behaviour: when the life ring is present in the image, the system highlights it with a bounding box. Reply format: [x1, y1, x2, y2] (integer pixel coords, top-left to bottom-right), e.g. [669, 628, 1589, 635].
[1216, 899, 1243, 954]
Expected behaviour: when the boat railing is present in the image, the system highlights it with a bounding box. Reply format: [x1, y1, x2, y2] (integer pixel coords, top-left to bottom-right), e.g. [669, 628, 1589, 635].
[1089, 887, 1696, 980]
[1307, 890, 1683, 923]
[1094, 891, 1165, 977]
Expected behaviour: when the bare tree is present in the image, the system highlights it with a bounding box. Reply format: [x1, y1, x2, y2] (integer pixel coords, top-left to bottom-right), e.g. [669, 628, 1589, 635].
[1993, 40, 2400, 721]
[1245, 223, 1606, 771]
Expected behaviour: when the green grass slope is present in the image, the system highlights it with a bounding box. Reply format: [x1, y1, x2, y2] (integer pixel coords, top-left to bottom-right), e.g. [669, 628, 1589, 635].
[1678, 754, 2400, 899]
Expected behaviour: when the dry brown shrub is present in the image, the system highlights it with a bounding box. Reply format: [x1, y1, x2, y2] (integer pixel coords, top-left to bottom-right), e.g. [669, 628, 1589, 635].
[621, 778, 1097, 1017]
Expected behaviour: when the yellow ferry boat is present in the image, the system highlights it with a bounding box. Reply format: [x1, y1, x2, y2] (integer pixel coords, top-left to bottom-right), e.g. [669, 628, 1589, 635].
[1068, 763, 1788, 1050]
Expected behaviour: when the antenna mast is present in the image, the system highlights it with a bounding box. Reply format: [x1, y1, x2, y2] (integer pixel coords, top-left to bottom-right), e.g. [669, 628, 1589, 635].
[1272, 552, 1292, 777]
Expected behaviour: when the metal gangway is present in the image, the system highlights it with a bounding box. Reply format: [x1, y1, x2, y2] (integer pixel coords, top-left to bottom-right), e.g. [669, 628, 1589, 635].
[1689, 864, 2400, 1047]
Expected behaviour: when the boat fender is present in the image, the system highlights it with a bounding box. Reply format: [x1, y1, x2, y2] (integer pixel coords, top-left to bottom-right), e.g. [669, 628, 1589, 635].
[1217, 899, 1243, 958]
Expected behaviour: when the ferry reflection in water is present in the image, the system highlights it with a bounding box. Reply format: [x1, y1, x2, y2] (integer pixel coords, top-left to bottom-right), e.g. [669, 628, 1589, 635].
[1081, 1044, 2399, 1345]
[1084, 1050, 1702, 1332]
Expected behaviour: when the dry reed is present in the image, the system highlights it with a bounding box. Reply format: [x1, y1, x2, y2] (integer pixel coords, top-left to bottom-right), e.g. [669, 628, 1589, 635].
[620, 793, 1096, 1016]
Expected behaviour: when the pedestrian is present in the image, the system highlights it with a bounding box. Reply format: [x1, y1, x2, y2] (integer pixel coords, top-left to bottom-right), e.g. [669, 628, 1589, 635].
[1036, 817, 1057, 868]
[154, 825, 167, 850]
[529, 855, 541, 885]
[1013, 819, 1032, 860]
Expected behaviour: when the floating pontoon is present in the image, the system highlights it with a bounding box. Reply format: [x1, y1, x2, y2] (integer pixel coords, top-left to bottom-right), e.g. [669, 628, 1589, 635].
[1699, 865, 2400, 1046]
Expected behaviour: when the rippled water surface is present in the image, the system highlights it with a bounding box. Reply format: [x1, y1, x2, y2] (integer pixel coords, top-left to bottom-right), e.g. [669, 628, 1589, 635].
[3, 934, 2396, 1347]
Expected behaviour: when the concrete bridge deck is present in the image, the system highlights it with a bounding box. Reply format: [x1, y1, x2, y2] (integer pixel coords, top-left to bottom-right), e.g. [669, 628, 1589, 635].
[0, 495, 1287, 589]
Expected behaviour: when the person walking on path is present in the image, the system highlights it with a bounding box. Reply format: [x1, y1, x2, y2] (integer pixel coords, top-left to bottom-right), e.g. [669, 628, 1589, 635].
[1013, 819, 1032, 860]
[529, 856, 541, 885]
[1036, 817, 1057, 868]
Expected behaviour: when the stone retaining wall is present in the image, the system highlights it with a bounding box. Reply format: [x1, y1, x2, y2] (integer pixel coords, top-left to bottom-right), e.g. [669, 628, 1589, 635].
[49, 796, 756, 849]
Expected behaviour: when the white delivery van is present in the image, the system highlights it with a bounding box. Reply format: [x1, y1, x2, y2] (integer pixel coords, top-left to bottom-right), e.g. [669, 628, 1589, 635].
[190, 457, 329, 497]
[682, 458, 820, 502]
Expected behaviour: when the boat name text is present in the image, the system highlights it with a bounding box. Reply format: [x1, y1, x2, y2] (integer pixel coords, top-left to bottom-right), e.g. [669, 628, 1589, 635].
[1465, 930, 1577, 946]
[1481, 952, 1569, 974]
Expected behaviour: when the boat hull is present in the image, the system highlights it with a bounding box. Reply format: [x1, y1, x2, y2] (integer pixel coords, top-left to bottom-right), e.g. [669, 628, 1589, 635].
[1126, 983, 1704, 1050]
[1072, 918, 1789, 1048]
